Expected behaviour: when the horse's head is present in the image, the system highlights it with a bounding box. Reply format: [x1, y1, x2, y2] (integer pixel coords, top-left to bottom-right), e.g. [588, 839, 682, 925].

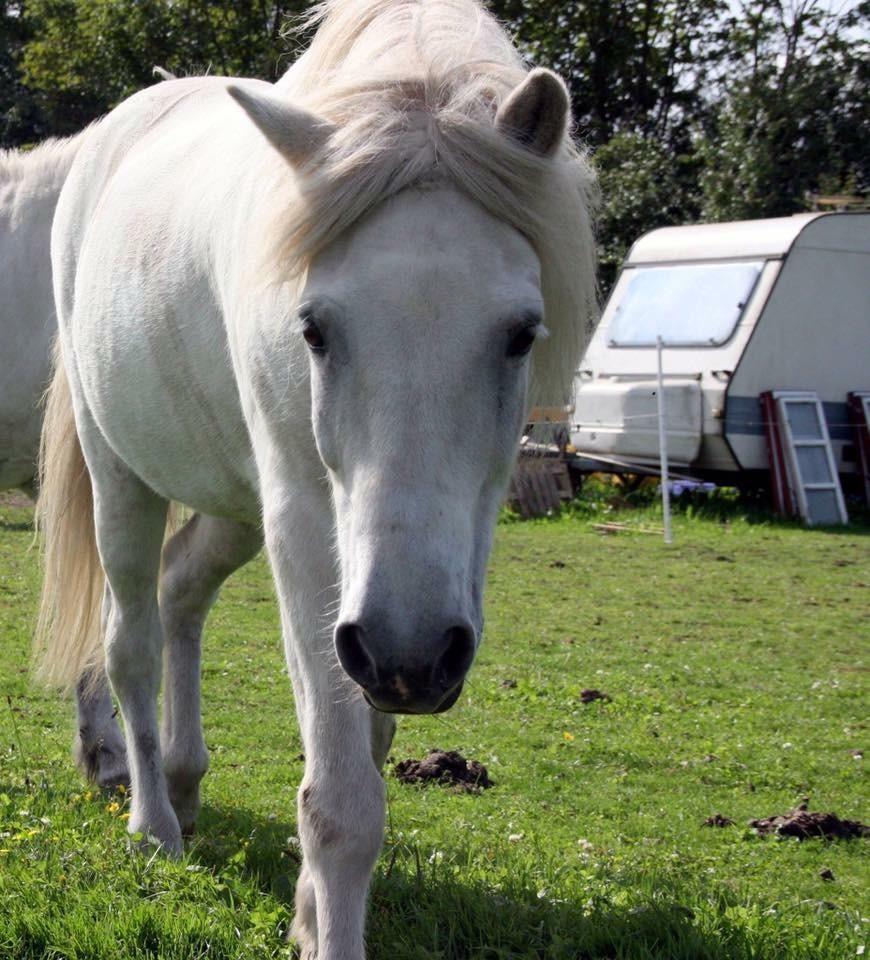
[302, 187, 545, 713]
[231, 70, 572, 713]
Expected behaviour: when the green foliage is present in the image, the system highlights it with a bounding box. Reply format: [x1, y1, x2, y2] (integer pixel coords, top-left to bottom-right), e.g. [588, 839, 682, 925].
[0, 1, 42, 143]
[6, 0, 307, 141]
[594, 132, 701, 289]
[1, 0, 867, 285]
[486, 0, 868, 291]
[698, 0, 870, 221]
[488, 0, 726, 148]
[1, 496, 868, 958]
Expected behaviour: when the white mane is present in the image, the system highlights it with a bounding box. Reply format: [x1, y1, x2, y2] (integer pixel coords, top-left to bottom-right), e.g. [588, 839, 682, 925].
[270, 0, 598, 406]
[0, 133, 84, 193]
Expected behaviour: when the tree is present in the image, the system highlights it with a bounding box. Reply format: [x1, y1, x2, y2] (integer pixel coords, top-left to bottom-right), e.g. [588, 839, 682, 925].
[1, 1, 43, 144]
[483, 0, 867, 287]
[4, 0, 867, 291]
[15, 0, 308, 140]
[698, 0, 870, 220]
[485, 1, 727, 290]
[595, 131, 701, 289]
[487, 0, 726, 149]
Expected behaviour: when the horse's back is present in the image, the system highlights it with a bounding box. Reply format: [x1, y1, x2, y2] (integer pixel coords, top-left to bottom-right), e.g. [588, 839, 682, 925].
[54, 78, 268, 519]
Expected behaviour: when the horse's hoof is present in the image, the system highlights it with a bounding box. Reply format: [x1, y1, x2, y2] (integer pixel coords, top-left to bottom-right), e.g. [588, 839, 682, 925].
[96, 763, 132, 793]
[287, 925, 318, 959]
[127, 820, 184, 858]
[289, 870, 318, 957]
[74, 735, 131, 792]
[167, 785, 201, 839]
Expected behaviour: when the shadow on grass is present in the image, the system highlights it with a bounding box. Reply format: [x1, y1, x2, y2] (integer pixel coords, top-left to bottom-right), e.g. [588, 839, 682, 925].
[189, 801, 776, 960]
[191, 801, 300, 905]
[0, 517, 34, 532]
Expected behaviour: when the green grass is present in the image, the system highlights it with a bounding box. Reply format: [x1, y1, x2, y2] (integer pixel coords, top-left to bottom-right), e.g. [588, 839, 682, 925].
[1, 493, 867, 959]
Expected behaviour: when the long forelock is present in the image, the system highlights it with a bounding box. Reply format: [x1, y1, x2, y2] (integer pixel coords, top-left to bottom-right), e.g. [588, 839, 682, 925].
[267, 0, 598, 406]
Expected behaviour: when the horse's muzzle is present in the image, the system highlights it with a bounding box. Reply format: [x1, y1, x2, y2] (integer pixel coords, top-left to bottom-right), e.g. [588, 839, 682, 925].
[363, 679, 464, 715]
[335, 621, 475, 714]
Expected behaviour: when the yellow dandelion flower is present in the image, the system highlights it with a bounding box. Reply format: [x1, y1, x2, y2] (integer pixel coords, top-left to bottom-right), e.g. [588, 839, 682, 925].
[106, 801, 120, 814]
[563, 732, 575, 741]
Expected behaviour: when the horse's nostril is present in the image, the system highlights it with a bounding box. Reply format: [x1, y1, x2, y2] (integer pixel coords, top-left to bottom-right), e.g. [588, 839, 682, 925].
[334, 622, 378, 689]
[434, 624, 475, 690]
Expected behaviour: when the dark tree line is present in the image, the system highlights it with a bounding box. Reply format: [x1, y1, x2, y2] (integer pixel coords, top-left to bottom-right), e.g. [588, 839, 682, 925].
[2, 0, 867, 287]
[1, 0, 306, 143]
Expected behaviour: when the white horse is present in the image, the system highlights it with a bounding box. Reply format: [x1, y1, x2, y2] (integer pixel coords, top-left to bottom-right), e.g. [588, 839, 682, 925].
[37, 1, 596, 956]
[0, 136, 78, 497]
[1, 134, 130, 789]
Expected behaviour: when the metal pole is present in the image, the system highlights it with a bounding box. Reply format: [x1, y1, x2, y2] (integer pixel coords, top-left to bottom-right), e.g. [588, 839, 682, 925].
[656, 336, 673, 544]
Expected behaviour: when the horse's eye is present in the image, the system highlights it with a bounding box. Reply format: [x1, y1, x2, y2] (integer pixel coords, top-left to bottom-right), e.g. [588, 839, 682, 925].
[302, 319, 326, 353]
[506, 325, 537, 358]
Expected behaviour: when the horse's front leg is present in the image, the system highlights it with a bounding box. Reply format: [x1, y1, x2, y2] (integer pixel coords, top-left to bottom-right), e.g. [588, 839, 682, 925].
[266, 487, 386, 960]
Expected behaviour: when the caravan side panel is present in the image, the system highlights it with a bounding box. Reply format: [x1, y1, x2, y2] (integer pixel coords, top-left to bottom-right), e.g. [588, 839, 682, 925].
[726, 214, 870, 473]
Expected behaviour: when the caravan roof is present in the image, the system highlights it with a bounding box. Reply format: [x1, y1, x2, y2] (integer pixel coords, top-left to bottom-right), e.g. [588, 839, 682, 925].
[627, 213, 826, 264]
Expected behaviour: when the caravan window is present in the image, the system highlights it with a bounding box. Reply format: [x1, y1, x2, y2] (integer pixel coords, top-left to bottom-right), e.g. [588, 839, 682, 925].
[608, 260, 764, 347]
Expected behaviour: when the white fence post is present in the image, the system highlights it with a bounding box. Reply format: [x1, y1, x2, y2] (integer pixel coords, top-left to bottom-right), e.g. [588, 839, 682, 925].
[656, 335, 673, 545]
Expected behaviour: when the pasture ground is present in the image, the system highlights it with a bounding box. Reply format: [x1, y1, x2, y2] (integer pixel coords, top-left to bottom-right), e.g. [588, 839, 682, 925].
[0, 492, 867, 959]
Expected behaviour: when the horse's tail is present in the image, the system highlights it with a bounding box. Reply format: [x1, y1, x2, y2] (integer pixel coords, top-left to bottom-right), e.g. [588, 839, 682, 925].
[35, 343, 105, 692]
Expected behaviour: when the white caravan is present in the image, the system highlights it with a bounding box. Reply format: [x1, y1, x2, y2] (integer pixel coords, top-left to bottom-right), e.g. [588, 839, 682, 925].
[571, 212, 870, 484]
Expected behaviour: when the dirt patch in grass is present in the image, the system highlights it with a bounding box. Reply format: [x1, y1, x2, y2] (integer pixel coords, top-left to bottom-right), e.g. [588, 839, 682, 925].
[579, 688, 611, 704]
[750, 802, 868, 840]
[393, 750, 492, 792]
[703, 814, 735, 828]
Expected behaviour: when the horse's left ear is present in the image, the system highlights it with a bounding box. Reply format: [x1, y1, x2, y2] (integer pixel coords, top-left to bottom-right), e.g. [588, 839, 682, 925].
[227, 83, 336, 164]
[495, 68, 570, 157]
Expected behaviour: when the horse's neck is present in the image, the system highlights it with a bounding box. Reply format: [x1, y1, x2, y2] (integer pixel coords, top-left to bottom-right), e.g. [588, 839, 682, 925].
[273, 48, 313, 96]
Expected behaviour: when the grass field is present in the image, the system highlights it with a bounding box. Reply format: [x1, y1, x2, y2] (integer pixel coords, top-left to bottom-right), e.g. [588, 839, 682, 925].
[1, 492, 867, 959]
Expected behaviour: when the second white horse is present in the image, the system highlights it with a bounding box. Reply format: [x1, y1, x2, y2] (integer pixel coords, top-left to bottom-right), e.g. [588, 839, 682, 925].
[1, 134, 129, 788]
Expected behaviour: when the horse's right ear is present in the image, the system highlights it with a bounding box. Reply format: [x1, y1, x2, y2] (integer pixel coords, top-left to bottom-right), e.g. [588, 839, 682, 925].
[227, 84, 335, 164]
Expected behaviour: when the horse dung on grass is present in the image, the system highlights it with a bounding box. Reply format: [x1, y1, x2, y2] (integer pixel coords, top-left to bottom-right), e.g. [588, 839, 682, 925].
[36, 1, 597, 956]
